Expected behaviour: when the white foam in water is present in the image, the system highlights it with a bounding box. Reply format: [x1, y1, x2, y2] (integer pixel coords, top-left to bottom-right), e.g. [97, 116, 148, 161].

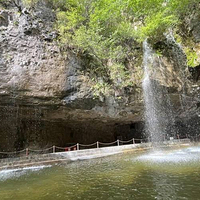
[185, 147, 200, 153]
[0, 165, 51, 181]
[136, 147, 200, 164]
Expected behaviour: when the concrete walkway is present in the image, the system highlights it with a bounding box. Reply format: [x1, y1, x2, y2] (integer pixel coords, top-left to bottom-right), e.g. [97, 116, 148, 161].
[0, 139, 190, 170]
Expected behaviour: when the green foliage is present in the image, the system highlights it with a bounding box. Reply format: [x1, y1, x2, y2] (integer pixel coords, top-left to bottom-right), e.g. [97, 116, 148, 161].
[56, 0, 132, 62]
[92, 81, 111, 98]
[137, 11, 178, 41]
[51, 0, 199, 97]
[22, 0, 38, 7]
[109, 63, 132, 87]
[174, 34, 199, 67]
[54, 0, 199, 52]
[185, 48, 198, 67]
[155, 50, 163, 57]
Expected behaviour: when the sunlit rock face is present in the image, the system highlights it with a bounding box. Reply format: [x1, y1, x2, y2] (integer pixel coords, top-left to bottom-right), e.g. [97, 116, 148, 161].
[0, 5, 85, 105]
[0, 1, 200, 151]
[0, 1, 143, 116]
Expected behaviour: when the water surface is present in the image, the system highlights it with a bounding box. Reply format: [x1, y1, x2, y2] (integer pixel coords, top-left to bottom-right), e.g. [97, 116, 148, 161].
[0, 146, 200, 200]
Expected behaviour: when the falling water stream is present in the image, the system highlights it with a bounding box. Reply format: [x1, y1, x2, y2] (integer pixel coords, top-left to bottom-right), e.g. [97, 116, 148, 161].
[142, 40, 163, 143]
[142, 40, 176, 144]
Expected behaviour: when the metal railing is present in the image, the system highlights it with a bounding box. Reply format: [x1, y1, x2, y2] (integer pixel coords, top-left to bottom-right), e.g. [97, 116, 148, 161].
[0, 136, 192, 159]
[0, 138, 141, 158]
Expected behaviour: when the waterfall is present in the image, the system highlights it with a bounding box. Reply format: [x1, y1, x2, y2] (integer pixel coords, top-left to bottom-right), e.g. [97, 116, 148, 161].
[142, 40, 176, 145]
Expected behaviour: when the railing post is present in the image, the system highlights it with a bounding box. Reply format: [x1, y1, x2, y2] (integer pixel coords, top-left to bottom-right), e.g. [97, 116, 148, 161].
[26, 148, 29, 156]
[133, 138, 135, 144]
[97, 141, 99, 148]
[77, 143, 79, 150]
[177, 134, 180, 142]
[117, 139, 119, 146]
[53, 146, 55, 153]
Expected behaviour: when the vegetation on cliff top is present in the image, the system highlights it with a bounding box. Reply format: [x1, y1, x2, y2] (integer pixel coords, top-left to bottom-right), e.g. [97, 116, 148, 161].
[53, 0, 198, 43]
[51, 0, 199, 95]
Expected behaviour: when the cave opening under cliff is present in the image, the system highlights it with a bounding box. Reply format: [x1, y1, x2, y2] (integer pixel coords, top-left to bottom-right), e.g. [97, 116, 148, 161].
[0, 105, 145, 153]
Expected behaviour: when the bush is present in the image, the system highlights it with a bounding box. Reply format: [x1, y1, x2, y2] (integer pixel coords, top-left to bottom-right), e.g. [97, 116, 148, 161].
[51, 0, 200, 96]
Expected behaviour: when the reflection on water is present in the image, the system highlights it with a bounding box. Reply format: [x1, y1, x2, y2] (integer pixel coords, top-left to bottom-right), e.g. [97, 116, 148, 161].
[0, 165, 51, 181]
[0, 146, 200, 200]
[153, 172, 177, 200]
[136, 147, 200, 163]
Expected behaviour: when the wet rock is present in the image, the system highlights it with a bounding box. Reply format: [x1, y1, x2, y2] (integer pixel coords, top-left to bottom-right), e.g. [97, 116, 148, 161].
[190, 15, 200, 42]
[0, 10, 11, 27]
[42, 31, 58, 42]
[188, 65, 200, 82]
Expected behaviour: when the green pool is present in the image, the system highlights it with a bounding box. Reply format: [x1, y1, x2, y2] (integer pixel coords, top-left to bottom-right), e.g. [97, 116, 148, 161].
[0, 146, 200, 200]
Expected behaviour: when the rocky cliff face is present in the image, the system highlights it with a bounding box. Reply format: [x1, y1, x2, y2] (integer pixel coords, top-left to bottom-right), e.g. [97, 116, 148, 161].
[0, 2, 145, 152]
[0, 1, 200, 152]
[0, 2, 144, 119]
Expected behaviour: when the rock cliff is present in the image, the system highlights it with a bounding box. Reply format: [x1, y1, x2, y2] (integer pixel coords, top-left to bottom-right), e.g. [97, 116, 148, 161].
[0, 1, 200, 152]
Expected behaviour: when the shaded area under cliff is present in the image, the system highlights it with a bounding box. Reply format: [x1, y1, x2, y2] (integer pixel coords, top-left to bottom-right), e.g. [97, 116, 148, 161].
[0, 105, 145, 153]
